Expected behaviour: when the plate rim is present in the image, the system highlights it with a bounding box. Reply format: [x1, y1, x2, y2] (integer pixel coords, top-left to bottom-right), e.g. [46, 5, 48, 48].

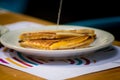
[0, 25, 115, 57]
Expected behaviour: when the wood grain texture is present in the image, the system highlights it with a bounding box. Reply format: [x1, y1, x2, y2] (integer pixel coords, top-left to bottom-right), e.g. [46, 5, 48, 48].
[0, 12, 55, 25]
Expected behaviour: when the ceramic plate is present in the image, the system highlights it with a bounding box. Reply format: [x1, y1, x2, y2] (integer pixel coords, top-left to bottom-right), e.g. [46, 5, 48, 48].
[0, 25, 114, 58]
[0, 26, 9, 36]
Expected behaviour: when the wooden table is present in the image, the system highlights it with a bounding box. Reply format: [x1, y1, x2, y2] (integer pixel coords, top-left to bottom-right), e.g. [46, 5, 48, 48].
[0, 10, 120, 80]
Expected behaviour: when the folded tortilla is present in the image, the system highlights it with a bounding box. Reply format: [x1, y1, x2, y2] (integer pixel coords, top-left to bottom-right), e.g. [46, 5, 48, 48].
[19, 29, 96, 50]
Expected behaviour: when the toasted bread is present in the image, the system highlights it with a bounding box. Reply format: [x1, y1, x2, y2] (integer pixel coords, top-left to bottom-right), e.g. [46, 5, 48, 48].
[19, 29, 96, 50]
[19, 29, 95, 40]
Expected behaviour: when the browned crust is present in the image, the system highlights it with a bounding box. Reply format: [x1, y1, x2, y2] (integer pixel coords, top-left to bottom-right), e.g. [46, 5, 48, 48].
[19, 29, 96, 50]
[19, 29, 95, 40]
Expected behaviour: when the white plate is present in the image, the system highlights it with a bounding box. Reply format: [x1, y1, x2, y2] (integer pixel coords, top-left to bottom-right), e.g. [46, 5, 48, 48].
[0, 26, 9, 36]
[0, 25, 114, 58]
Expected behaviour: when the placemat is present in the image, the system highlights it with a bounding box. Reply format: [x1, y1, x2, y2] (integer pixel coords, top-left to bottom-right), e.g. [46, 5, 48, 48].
[0, 21, 120, 80]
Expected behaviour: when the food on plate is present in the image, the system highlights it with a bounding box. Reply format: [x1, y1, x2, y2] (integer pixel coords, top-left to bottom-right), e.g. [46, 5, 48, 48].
[19, 29, 96, 50]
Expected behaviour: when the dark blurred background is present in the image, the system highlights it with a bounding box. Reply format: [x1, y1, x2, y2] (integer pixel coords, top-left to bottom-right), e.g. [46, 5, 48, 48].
[24, 0, 120, 24]
[0, 0, 119, 24]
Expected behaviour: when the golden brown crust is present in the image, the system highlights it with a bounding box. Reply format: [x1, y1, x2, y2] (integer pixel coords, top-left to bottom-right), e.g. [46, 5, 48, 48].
[19, 29, 95, 40]
[19, 29, 96, 50]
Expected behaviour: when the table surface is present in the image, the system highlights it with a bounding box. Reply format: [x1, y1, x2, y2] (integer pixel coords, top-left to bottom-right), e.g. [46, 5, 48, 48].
[0, 10, 120, 80]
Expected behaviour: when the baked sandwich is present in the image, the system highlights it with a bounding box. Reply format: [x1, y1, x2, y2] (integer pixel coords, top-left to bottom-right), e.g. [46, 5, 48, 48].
[19, 29, 96, 50]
